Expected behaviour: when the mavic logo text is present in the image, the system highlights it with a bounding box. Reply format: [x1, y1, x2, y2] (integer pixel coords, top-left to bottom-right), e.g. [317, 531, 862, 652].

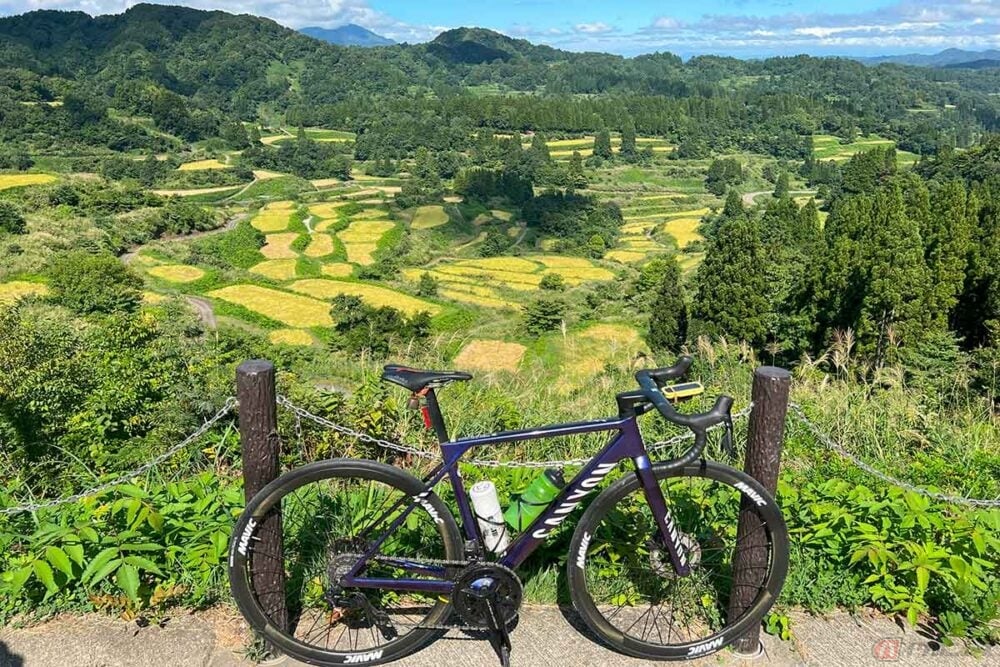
[236, 518, 257, 557]
[344, 649, 383, 663]
[576, 531, 592, 569]
[687, 636, 724, 656]
[413, 492, 444, 525]
[734, 481, 767, 507]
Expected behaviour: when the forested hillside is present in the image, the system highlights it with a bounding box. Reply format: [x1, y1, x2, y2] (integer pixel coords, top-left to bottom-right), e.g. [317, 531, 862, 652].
[0, 3, 999, 654]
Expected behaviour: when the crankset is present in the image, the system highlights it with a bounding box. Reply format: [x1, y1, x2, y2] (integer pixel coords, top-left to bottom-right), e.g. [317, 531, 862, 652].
[453, 564, 522, 667]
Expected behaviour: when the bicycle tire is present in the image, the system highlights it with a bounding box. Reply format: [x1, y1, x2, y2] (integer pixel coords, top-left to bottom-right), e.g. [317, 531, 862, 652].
[567, 460, 788, 661]
[228, 458, 463, 666]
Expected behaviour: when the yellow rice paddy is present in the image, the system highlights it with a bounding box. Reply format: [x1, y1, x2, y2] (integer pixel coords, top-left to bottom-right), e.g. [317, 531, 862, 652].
[0, 173, 56, 190]
[268, 329, 314, 346]
[337, 220, 395, 243]
[249, 259, 298, 281]
[321, 263, 354, 278]
[252, 201, 295, 232]
[304, 234, 335, 258]
[260, 233, 300, 259]
[343, 243, 379, 265]
[0, 281, 49, 303]
[309, 202, 352, 218]
[147, 265, 206, 283]
[289, 279, 440, 316]
[208, 285, 332, 327]
[605, 250, 649, 263]
[662, 218, 703, 248]
[411, 205, 450, 230]
[453, 340, 526, 372]
[177, 159, 229, 171]
[491, 210, 513, 221]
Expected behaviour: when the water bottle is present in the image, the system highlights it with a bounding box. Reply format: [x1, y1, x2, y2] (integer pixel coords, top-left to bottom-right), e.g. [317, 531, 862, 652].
[469, 481, 510, 553]
[503, 468, 566, 531]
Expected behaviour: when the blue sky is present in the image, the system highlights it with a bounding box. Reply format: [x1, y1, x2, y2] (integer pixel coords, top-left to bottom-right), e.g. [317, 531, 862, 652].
[3, 1, 1000, 57]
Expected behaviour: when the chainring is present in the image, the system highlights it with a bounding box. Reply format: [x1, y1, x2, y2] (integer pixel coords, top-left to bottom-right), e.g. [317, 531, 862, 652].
[452, 563, 523, 628]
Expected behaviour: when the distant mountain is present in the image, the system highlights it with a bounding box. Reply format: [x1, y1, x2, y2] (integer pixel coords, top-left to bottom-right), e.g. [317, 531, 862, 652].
[428, 27, 559, 64]
[300, 24, 394, 47]
[859, 48, 1000, 68]
[944, 59, 1000, 70]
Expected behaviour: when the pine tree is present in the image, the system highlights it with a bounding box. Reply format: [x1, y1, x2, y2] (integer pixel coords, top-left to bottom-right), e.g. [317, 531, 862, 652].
[646, 257, 688, 352]
[857, 184, 931, 362]
[692, 214, 771, 347]
[722, 189, 744, 218]
[568, 151, 587, 189]
[773, 171, 790, 199]
[923, 179, 973, 328]
[619, 119, 638, 162]
[594, 128, 613, 160]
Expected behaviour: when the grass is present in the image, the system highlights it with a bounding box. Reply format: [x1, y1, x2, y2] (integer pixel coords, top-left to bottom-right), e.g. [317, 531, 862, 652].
[268, 329, 314, 346]
[321, 263, 354, 278]
[146, 265, 206, 283]
[260, 233, 300, 259]
[177, 159, 229, 171]
[304, 234, 335, 258]
[288, 279, 441, 316]
[411, 205, 450, 229]
[663, 218, 703, 248]
[453, 340, 526, 372]
[556, 323, 647, 392]
[0, 280, 49, 303]
[0, 173, 56, 191]
[813, 134, 920, 165]
[438, 288, 517, 309]
[249, 259, 299, 281]
[208, 284, 332, 327]
[251, 202, 295, 232]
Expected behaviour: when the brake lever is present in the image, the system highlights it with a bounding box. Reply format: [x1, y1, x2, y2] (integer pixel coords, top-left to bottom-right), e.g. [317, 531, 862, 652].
[720, 415, 735, 459]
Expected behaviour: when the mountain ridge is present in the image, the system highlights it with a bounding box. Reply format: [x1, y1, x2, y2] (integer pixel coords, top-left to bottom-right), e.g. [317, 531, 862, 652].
[299, 24, 394, 47]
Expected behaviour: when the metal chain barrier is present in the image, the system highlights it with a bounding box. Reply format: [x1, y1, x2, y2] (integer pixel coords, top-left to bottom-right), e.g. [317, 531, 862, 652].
[788, 403, 1000, 509]
[277, 394, 752, 469]
[0, 397, 239, 516]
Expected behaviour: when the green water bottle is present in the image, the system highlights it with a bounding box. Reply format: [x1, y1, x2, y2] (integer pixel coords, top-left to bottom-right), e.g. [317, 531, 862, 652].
[503, 468, 566, 531]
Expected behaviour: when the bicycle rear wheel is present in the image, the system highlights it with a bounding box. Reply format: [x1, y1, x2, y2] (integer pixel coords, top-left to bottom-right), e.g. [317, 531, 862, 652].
[568, 460, 788, 660]
[228, 458, 463, 666]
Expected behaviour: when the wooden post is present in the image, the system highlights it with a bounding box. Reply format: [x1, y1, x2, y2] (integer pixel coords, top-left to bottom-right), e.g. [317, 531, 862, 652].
[236, 359, 287, 634]
[728, 366, 791, 656]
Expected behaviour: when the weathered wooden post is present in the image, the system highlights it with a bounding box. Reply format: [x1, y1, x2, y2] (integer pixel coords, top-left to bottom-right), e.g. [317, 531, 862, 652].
[236, 359, 287, 633]
[728, 366, 791, 656]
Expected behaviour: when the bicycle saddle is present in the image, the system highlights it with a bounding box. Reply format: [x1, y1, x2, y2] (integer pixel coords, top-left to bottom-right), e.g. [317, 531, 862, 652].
[381, 364, 473, 392]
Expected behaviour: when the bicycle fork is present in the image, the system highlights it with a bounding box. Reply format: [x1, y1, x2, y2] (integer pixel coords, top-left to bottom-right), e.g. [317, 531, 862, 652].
[633, 453, 692, 577]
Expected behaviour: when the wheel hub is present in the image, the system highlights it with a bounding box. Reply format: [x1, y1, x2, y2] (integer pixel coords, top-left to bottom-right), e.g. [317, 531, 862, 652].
[452, 563, 522, 628]
[648, 533, 701, 578]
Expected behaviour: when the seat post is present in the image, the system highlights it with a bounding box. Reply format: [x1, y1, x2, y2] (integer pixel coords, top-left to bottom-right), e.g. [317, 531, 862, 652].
[423, 388, 451, 443]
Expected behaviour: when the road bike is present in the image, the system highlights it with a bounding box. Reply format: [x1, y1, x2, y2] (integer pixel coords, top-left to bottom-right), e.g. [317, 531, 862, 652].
[228, 356, 788, 665]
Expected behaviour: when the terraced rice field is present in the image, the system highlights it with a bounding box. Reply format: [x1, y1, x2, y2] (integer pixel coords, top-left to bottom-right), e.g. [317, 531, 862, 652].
[812, 134, 919, 165]
[0, 280, 49, 303]
[404, 255, 615, 307]
[252, 201, 295, 232]
[304, 233, 335, 258]
[308, 202, 352, 218]
[662, 218, 702, 248]
[208, 285, 332, 327]
[177, 159, 229, 171]
[147, 265, 206, 283]
[0, 174, 56, 190]
[336, 220, 395, 265]
[453, 340, 527, 372]
[289, 279, 440, 316]
[152, 185, 242, 198]
[491, 210, 513, 221]
[604, 249, 649, 263]
[261, 233, 301, 259]
[250, 259, 298, 281]
[321, 263, 354, 278]
[268, 329, 314, 346]
[411, 205, 450, 229]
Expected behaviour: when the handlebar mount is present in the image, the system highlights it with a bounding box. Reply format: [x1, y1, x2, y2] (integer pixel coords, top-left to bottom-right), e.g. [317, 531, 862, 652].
[633, 356, 735, 467]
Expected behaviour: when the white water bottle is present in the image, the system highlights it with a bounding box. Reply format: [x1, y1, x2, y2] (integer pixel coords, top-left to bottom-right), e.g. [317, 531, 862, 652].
[469, 481, 510, 553]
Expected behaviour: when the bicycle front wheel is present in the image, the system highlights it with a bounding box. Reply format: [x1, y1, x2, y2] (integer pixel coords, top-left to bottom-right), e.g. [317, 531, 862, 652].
[568, 460, 788, 661]
[228, 458, 463, 666]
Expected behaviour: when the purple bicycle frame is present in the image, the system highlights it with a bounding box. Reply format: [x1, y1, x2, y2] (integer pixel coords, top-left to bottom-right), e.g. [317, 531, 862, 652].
[341, 411, 691, 595]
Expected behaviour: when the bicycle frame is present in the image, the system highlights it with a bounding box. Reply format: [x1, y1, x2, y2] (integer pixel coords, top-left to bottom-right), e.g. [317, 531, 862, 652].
[342, 410, 692, 595]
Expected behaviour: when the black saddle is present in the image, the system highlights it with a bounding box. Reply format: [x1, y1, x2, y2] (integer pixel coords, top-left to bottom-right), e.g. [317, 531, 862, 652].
[381, 364, 473, 392]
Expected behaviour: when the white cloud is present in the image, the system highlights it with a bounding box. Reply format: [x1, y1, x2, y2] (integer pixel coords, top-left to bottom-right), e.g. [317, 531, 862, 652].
[649, 16, 682, 30]
[574, 21, 613, 34]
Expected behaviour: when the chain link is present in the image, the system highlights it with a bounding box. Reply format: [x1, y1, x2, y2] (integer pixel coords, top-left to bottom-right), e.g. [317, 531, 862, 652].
[0, 397, 238, 516]
[788, 403, 1000, 509]
[277, 395, 752, 468]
